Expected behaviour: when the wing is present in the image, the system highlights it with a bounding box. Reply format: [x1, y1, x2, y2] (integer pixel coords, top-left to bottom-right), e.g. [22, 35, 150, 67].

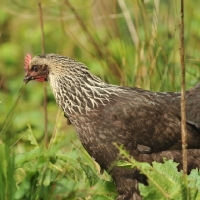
[96, 88, 200, 154]
[186, 83, 200, 130]
[154, 83, 200, 131]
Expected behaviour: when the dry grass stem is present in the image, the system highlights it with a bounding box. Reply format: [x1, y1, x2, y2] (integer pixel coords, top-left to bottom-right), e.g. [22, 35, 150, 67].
[118, 0, 139, 49]
[180, 0, 187, 174]
[38, 0, 48, 148]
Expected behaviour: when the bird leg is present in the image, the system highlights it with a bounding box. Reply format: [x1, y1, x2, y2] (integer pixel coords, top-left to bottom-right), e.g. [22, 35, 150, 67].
[111, 167, 147, 200]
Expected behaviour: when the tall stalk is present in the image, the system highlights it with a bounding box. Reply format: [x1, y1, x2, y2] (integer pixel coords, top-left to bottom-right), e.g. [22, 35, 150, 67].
[38, 0, 48, 148]
[180, 0, 187, 175]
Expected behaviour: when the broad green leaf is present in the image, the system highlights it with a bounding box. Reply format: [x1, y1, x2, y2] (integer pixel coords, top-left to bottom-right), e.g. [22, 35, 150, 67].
[27, 125, 38, 147]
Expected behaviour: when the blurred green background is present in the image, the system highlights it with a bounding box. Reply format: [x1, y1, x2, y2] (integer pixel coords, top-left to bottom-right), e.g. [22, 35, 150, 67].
[0, 0, 200, 199]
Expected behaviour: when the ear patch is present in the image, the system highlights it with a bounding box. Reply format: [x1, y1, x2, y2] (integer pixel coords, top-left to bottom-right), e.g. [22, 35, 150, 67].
[24, 54, 32, 71]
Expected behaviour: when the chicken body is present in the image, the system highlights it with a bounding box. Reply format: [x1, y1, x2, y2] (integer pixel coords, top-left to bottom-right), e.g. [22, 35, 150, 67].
[24, 54, 200, 200]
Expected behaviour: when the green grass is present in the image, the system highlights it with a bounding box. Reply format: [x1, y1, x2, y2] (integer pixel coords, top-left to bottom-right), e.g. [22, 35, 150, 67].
[1, 93, 117, 199]
[1, 0, 200, 199]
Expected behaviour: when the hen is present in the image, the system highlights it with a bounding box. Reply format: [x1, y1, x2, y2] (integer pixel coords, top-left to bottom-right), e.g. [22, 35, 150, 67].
[23, 54, 200, 200]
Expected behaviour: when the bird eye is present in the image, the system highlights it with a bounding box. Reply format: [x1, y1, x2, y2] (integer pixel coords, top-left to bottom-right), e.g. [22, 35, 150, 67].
[32, 65, 38, 72]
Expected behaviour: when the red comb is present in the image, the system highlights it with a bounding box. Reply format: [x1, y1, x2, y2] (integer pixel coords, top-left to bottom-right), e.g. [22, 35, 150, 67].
[24, 54, 32, 71]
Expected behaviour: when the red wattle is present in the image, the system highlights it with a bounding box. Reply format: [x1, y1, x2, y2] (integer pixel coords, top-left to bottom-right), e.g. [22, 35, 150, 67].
[36, 77, 45, 82]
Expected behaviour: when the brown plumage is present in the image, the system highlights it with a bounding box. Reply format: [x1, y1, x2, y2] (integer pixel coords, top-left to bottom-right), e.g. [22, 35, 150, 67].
[23, 54, 200, 200]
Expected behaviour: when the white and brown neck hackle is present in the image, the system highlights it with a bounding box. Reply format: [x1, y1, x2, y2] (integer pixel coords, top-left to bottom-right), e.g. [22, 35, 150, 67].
[24, 54, 122, 123]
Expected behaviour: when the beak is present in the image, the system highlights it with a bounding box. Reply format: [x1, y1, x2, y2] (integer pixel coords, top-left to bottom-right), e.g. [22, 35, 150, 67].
[23, 75, 32, 84]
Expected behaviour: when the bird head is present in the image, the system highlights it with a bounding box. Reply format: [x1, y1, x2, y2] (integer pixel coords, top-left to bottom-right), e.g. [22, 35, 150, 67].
[23, 53, 90, 85]
[23, 54, 49, 84]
